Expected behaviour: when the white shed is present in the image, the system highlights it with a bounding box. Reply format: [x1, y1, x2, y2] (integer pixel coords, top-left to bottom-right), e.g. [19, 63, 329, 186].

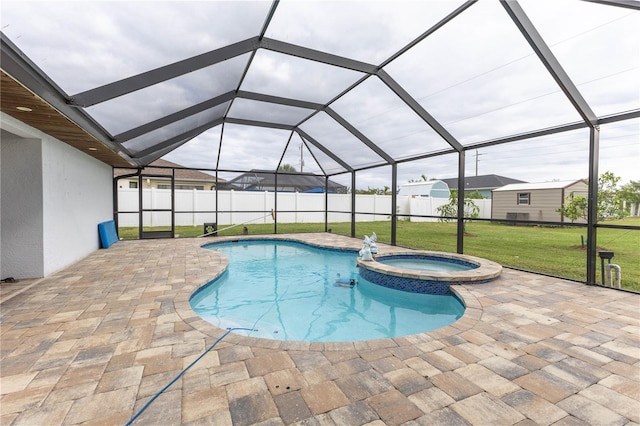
[398, 180, 451, 198]
[492, 180, 588, 223]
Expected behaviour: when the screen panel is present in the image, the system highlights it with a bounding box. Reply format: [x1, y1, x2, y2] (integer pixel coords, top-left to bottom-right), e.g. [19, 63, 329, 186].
[1, 1, 271, 94]
[123, 102, 229, 154]
[332, 77, 452, 161]
[217, 124, 291, 172]
[240, 49, 364, 104]
[384, 0, 583, 146]
[227, 98, 315, 126]
[300, 111, 387, 169]
[520, 0, 640, 117]
[265, 1, 464, 65]
[161, 126, 223, 171]
[86, 55, 250, 135]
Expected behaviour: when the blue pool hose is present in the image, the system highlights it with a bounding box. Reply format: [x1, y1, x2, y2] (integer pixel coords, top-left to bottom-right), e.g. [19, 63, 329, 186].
[128, 268, 331, 423]
[124, 327, 256, 426]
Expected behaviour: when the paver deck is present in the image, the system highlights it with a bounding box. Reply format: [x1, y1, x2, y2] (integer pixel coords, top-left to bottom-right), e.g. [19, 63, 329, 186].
[1, 233, 638, 425]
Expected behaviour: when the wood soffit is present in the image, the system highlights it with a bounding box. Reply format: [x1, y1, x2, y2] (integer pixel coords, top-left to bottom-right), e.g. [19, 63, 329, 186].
[1, 71, 131, 168]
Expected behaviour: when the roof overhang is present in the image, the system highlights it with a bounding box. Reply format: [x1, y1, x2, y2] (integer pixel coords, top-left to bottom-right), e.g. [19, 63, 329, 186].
[1, 71, 133, 167]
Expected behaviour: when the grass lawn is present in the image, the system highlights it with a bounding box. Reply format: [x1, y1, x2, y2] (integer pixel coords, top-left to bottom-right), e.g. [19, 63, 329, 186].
[118, 217, 639, 292]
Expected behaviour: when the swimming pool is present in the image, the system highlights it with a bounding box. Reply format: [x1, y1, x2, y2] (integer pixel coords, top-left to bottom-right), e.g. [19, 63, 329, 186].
[190, 240, 465, 342]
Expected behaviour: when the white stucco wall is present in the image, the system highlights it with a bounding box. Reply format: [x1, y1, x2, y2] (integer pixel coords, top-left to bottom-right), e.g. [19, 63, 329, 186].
[1, 130, 45, 279]
[1, 112, 113, 278]
[41, 133, 113, 276]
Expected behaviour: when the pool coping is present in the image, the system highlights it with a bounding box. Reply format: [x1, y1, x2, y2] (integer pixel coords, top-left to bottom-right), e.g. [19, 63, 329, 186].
[3, 233, 638, 425]
[173, 234, 485, 350]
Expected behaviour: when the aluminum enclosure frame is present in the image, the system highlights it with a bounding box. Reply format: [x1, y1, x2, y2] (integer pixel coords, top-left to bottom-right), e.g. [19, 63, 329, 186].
[1, 0, 639, 286]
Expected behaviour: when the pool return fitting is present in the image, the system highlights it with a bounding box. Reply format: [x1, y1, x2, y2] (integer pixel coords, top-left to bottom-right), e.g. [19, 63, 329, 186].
[124, 327, 256, 425]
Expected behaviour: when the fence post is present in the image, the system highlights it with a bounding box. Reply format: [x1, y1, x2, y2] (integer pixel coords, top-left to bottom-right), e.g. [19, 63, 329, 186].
[150, 188, 155, 227]
[373, 194, 377, 220]
[264, 191, 268, 224]
[192, 189, 197, 226]
[230, 190, 234, 226]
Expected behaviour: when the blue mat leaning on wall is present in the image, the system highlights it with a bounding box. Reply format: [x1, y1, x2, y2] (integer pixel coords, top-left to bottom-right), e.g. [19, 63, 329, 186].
[98, 220, 119, 248]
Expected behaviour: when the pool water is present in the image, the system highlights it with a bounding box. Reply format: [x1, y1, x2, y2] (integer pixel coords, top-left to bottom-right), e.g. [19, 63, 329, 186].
[191, 240, 465, 342]
[378, 258, 476, 272]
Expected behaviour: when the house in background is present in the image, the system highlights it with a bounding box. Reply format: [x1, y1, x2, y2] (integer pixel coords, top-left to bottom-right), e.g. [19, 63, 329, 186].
[492, 180, 589, 223]
[441, 174, 526, 199]
[114, 159, 221, 190]
[398, 180, 450, 198]
[219, 170, 348, 193]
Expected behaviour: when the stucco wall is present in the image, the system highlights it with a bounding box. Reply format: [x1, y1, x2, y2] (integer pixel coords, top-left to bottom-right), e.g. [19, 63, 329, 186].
[41, 133, 113, 276]
[1, 113, 113, 278]
[1, 130, 44, 279]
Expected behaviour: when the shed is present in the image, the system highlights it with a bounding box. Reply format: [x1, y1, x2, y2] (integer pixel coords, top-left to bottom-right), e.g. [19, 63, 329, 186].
[492, 180, 588, 223]
[399, 180, 450, 198]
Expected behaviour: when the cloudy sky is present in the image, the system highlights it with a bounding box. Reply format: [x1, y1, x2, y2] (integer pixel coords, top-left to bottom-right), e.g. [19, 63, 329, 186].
[2, 0, 639, 189]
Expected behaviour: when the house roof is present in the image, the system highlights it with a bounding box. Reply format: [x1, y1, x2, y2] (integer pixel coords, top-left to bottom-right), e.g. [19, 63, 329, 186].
[441, 175, 526, 191]
[221, 170, 346, 192]
[493, 180, 586, 192]
[114, 159, 221, 183]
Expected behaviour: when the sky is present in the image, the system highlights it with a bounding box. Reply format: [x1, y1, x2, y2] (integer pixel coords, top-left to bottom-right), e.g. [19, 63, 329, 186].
[2, 0, 639, 190]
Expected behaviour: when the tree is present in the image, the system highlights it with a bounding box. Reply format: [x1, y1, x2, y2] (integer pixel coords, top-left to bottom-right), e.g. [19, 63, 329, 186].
[598, 171, 625, 219]
[278, 164, 297, 172]
[436, 190, 480, 224]
[556, 171, 628, 222]
[356, 186, 391, 195]
[617, 180, 640, 215]
[556, 193, 588, 223]
[465, 190, 486, 200]
[408, 175, 429, 183]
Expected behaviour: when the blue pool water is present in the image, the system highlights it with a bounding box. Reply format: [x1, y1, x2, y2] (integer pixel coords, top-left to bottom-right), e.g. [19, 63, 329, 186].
[191, 240, 465, 342]
[378, 257, 477, 272]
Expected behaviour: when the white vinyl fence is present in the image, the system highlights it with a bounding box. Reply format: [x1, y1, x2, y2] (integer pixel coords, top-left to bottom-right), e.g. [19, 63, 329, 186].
[116, 189, 491, 227]
[401, 197, 492, 222]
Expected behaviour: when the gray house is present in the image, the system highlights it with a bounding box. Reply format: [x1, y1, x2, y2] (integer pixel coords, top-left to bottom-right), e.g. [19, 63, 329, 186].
[492, 180, 589, 223]
[219, 170, 347, 193]
[441, 174, 525, 199]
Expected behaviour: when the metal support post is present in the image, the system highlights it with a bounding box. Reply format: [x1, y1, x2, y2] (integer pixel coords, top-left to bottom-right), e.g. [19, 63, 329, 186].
[351, 172, 356, 238]
[325, 176, 329, 232]
[274, 173, 278, 234]
[457, 151, 466, 254]
[586, 127, 600, 284]
[391, 163, 398, 246]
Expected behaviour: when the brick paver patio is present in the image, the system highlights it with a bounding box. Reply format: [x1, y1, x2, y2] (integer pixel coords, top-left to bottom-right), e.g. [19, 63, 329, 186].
[1, 234, 638, 425]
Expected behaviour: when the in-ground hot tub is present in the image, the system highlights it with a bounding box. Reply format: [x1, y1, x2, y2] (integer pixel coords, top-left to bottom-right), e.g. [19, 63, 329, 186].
[357, 251, 502, 295]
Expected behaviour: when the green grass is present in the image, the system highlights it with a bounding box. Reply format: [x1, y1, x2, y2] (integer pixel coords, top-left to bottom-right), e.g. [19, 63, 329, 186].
[118, 218, 640, 292]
